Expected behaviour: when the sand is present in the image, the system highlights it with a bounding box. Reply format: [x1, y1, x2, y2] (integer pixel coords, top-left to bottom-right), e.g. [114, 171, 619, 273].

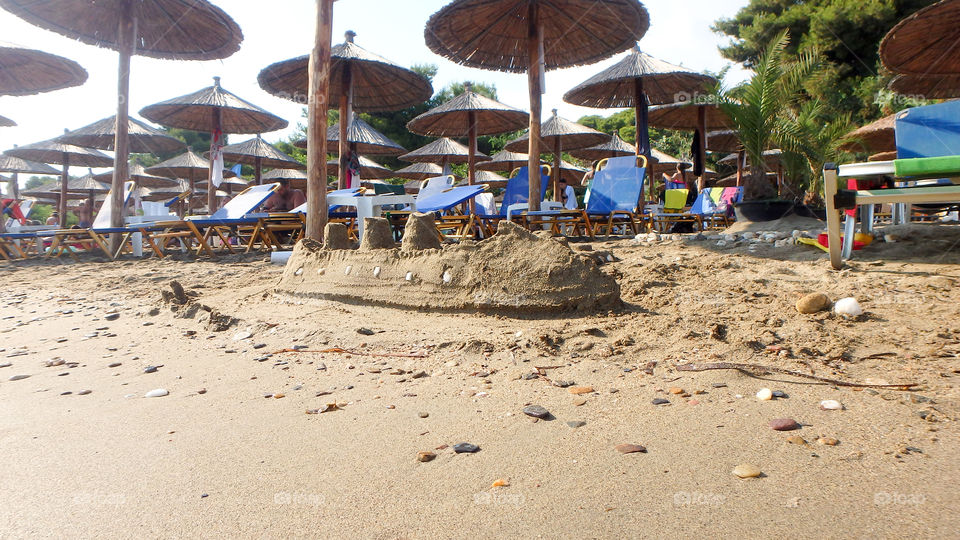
[1, 229, 959, 538]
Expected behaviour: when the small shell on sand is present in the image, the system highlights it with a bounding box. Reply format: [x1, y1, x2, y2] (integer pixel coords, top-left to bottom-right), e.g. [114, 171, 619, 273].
[317, 268, 325, 275]
[294, 267, 303, 276]
[405, 272, 413, 281]
[819, 400, 843, 410]
[756, 388, 773, 401]
[145, 388, 169, 398]
[442, 270, 452, 283]
[373, 266, 381, 278]
[344, 265, 352, 275]
[732, 464, 762, 478]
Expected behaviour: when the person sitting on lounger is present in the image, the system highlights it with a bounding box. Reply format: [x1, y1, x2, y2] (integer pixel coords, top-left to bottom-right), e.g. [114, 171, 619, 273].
[73, 201, 93, 228]
[264, 179, 306, 212]
[559, 178, 578, 210]
[46, 212, 60, 226]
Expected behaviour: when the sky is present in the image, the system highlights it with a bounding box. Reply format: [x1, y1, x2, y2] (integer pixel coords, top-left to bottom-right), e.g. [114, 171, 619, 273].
[0, 0, 749, 185]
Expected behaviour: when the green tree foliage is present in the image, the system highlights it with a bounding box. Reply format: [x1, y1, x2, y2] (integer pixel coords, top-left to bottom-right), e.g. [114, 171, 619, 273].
[713, 0, 937, 122]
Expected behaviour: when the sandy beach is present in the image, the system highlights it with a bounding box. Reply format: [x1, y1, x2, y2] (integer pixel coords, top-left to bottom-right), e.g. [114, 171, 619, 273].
[1, 225, 959, 538]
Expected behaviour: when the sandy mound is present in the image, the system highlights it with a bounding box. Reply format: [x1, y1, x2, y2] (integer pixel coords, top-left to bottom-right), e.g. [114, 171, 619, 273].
[276, 221, 620, 313]
[725, 214, 825, 235]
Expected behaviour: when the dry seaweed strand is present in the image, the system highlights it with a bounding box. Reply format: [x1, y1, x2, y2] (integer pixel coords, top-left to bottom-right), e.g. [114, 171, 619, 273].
[273, 347, 427, 358]
[676, 362, 918, 390]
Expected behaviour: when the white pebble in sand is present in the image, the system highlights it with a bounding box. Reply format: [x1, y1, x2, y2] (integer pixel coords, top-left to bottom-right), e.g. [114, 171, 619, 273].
[294, 267, 303, 276]
[373, 266, 381, 278]
[233, 330, 252, 341]
[405, 272, 413, 281]
[442, 270, 452, 283]
[344, 265, 352, 275]
[756, 388, 773, 401]
[145, 389, 169, 398]
[819, 399, 843, 410]
[834, 297, 863, 317]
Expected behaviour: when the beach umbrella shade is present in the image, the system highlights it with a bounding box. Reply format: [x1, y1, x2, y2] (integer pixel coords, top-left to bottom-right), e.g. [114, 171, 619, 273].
[5, 135, 112, 225]
[145, 149, 236, 213]
[706, 130, 742, 153]
[57, 115, 185, 154]
[294, 117, 407, 157]
[888, 73, 960, 99]
[260, 30, 432, 191]
[718, 149, 782, 167]
[0, 115, 16, 127]
[649, 101, 735, 191]
[554, 160, 587, 184]
[43, 168, 110, 213]
[841, 113, 897, 154]
[141, 76, 287, 212]
[407, 82, 528, 192]
[196, 176, 248, 189]
[563, 46, 716, 198]
[880, 0, 960, 76]
[425, 0, 650, 211]
[870, 151, 898, 162]
[262, 168, 309, 190]
[393, 162, 445, 181]
[0, 0, 242, 244]
[649, 148, 691, 174]
[570, 132, 637, 162]
[476, 150, 531, 172]
[325, 156, 392, 181]
[474, 170, 507, 183]
[399, 137, 489, 181]
[0, 44, 87, 96]
[94, 161, 177, 189]
[219, 134, 304, 186]
[504, 109, 607, 200]
[0, 151, 59, 199]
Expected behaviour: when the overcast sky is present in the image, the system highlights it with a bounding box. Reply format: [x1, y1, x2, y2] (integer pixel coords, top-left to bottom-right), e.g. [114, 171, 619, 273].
[0, 0, 749, 183]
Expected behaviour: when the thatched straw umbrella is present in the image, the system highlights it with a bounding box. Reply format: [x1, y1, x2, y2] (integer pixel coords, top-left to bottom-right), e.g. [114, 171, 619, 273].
[425, 0, 650, 211]
[0, 44, 87, 96]
[399, 138, 489, 178]
[649, 148, 691, 175]
[706, 130, 742, 153]
[57, 115, 185, 154]
[39, 168, 109, 218]
[144, 149, 236, 213]
[0, 151, 59, 199]
[554, 160, 587, 184]
[140, 77, 287, 213]
[393, 162, 445, 181]
[563, 46, 715, 199]
[326, 156, 392, 181]
[473, 170, 507, 183]
[220, 135, 304, 186]
[476, 150, 531, 172]
[504, 109, 607, 199]
[841, 113, 897, 154]
[259, 30, 431, 191]
[262, 168, 309, 190]
[94, 162, 176, 189]
[570, 133, 637, 162]
[880, 0, 960, 76]
[5, 134, 112, 225]
[870, 151, 898, 162]
[295, 117, 406, 156]
[0, 0, 242, 246]
[407, 83, 527, 199]
[888, 73, 960, 99]
[0, 115, 14, 127]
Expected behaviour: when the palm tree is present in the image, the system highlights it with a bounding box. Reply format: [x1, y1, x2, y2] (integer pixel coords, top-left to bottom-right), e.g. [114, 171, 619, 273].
[789, 100, 856, 206]
[715, 30, 821, 201]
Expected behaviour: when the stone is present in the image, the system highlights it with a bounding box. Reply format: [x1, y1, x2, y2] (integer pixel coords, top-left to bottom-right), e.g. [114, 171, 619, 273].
[569, 386, 594, 395]
[78, 389, 92, 396]
[732, 464, 762, 478]
[104, 313, 120, 321]
[756, 388, 773, 401]
[567, 421, 586, 428]
[108, 362, 122, 368]
[833, 297, 863, 317]
[523, 405, 550, 419]
[233, 330, 252, 341]
[401, 213, 442, 252]
[323, 222, 351, 250]
[711, 382, 727, 388]
[786, 435, 806, 445]
[668, 387, 684, 395]
[418, 412, 429, 418]
[796, 292, 831, 314]
[145, 388, 169, 398]
[143, 365, 160, 374]
[453, 442, 479, 454]
[573, 398, 587, 406]
[359, 217, 394, 250]
[770, 418, 801, 431]
[817, 437, 839, 446]
[169, 281, 189, 305]
[492, 479, 510, 488]
[8, 374, 29, 381]
[356, 327, 374, 336]
[417, 451, 436, 462]
[652, 398, 670, 405]
[819, 399, 843, 410]
[615, 443, 647, 454]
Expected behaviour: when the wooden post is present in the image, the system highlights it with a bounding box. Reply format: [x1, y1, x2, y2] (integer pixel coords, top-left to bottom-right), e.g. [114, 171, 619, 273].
[255, 156, 262, 185]
[338, 62, 351, 190]
[11, 172, 19, 199]
[526, 5, 543, 212]
[634, 79, 653, 203]
[697, 106, 707, 191]
[188, 170, 196, 214]
[207, 107, 222, 214]
[58, 151, 69, 226]
[467, 109, 478, 214]
[112, 0, 135, 252]
[307, 0, 334, 241]
[553, 137, 562, 202]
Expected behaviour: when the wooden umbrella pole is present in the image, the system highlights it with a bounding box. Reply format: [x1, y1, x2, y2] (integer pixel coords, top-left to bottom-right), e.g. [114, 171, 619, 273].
[467, 110, 477, 214]
[307, 0, 334, 241]
[188, 170, 196, 215]
[736, 150, 744, 187]
[697, 106, 707, 191]
[255, 156, 262, 185]
[111, 0, 135, 253]
[338, 62, 351, 190]
[634, 79, 653, 204]
[526, 5, 543, 212]
[207, 107, 222, 214]
[59, 152, 68, 226]
[552, 138, 561, 202]
[11, 172, 18, 199]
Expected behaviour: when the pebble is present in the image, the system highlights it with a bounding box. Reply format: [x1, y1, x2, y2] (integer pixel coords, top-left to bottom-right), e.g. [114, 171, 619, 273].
[104, 313, 120, 321]
[417, 451, 436, 462]
[756, 388, 773, 401]
[615, 443, 647, 454]
[819, 399, 843, 410]
[143, 366, 160, 374]
[786, 435, 806, 445]
[566, 421, 586, 428]
[711, 382, 727, 388]
[523, 405, 550, 419]
[770, 418, 801, 431]
[108, 362, 122, 368]
[568, 386, 594, 395]
[232, 330, 252, 341]
[573, 398, 587, 406]
[145, 388, 169, 398]
[453, 442, 479, 454]
[732, 464, 762, 478]
[492, 479, 510, 488]
[418, 412, 429, 418]
[8, 374, 30, 381]
[652, 398, 670, 405]
[796, 292, 831, 314]
[834, 297, 863, 317]
[817, 437, 839, 446]
[0, 363, 11, 368]
[356, 327, 374, 336]
[668, 387, 684, 395]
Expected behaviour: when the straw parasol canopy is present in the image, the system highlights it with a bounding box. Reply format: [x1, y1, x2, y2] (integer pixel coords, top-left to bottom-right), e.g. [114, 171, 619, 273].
[504, 110, 608, 153]
[473, 170, 507, 182]
[57, 115, 185, 154]
[326, 156, 392, 180]
[0, 152, 60, 199]
[141, 77, 286, 134]
[294, 117, 406, 156]
[0, 115, 14, 127]
[196, 176, 248, 188]
[888, 73, 960, 99]
[393, 162, 445, 181]
[706, 130, 742, 153]
[262, 168, 308, 185]
[144, 148, 235, 212]
[0, 0, 243, 236]
[94, 161, 177, 189]
[648, 101, 733, 130]
[0, 44, 87, 96]
[870, 151, 898, 161]
[554, 160, 587, 184]
[400, 137, 488, 164]
[425, 0, 649, 211]
[841, 113, 897, 154]
[476, 150, 531, 172]
[649, 148, 691, 174]
[880, 0, 960, 76]
[220, 135, 304, 170]
[570, 133, 637, 161]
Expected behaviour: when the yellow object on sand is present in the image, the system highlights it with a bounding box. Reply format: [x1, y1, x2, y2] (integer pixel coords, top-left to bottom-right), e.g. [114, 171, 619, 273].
[796, 237, 829, 252]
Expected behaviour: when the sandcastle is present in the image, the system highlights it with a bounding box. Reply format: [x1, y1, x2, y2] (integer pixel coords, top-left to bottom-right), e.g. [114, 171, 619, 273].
[276, 214, 621, 313]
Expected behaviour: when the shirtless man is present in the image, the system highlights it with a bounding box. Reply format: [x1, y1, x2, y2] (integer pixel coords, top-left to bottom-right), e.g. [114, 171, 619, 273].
[73, 201, 94, 228]
[263, 180, 306, 212]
